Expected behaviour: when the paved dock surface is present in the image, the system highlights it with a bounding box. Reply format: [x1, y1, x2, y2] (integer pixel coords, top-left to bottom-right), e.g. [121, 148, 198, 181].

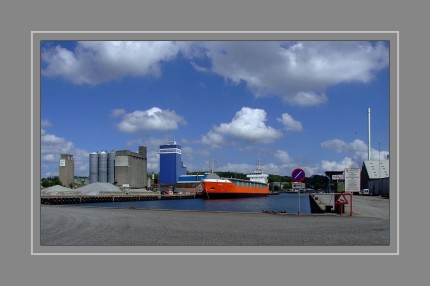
[40, 196, 390, 246]
[312, 194, 389, 219]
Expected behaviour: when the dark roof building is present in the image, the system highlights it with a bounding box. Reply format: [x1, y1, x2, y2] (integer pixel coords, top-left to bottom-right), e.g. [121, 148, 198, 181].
[361, 160, 390, 197]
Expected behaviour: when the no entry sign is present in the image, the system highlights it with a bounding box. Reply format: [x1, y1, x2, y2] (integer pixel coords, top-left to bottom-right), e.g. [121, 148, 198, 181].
[291, 168, 305, 182]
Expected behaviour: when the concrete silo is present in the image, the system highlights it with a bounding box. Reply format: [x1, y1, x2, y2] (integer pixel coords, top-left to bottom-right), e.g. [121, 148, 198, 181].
[108, 151, 116, 184]
[98, 151, 108, 183]
[59, 154, 74, 188]
[89, 152, 99, 184]
[114, 146, 147, 188]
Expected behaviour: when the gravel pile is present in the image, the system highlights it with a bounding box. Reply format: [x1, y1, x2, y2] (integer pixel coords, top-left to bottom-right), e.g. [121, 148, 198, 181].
[41, 183, 154, 196]
[41, 185, 79, 196]
[42, 185, 77, 193]
[77, 182, 121, 196]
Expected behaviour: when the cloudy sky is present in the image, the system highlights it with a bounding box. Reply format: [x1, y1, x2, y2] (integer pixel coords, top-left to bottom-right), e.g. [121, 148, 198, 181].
[40, 40, 390, 178]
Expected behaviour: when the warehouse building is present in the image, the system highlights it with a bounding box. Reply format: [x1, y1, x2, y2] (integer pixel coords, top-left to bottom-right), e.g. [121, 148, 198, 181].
[361, 160, 390, 197]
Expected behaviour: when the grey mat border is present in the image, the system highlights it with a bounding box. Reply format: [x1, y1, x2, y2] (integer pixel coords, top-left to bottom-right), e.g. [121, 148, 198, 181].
[32, 31, 398, 255]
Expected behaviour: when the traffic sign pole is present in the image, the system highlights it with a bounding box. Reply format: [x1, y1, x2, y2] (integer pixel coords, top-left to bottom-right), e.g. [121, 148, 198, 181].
[292, 168, 306, 183]
[335, 193, 351, 216]
[292, 168, 306, 215]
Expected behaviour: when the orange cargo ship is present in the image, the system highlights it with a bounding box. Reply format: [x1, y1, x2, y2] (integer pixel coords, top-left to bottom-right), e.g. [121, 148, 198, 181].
[199, 173, 270, 199]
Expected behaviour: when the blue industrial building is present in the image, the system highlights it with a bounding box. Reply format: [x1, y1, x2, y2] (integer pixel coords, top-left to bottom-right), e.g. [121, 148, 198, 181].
[178, 174, 205, 182]
[159, 141, 187, 184]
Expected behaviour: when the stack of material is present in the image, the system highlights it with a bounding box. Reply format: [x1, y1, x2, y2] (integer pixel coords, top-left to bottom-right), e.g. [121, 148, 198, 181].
[41, 185, 79, 196]
[77, 182, 121, 196]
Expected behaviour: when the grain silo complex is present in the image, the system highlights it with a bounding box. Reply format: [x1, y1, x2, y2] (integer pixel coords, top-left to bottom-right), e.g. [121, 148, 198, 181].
[89, 146, 147, 188]
[89, 151, 116, 184]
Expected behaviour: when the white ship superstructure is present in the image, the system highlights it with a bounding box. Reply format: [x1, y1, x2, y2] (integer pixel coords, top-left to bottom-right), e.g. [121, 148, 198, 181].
[246, 160, 269, 184]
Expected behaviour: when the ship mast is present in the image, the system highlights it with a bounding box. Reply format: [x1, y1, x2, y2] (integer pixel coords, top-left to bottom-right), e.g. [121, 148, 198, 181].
[256, 157, 262, 173]
[209, 160, 216, 174]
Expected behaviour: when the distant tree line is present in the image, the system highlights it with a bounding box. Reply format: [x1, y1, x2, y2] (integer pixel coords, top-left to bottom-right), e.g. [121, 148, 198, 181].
[41, 176, 62, 188]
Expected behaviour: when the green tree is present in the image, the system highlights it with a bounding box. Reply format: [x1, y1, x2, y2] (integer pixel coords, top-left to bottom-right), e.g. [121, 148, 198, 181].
[41, 176, 62, 188]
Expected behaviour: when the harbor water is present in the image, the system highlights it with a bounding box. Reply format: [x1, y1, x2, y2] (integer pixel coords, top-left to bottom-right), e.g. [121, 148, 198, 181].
[72, 193, 311, 214]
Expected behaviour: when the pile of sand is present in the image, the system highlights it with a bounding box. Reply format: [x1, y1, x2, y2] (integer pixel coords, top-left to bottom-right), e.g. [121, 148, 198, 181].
[41, 183, 154, 196]
[41, 185, 79, 195]
[77, 182, 121, 196]
[43, 185, 73, 192]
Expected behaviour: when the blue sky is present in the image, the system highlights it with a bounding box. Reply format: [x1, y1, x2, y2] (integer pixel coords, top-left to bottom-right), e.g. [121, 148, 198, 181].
[40, 40, 390, 178]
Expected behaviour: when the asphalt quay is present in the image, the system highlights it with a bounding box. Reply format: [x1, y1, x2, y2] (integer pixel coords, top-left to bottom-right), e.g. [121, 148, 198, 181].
[40, 196, 390, 247]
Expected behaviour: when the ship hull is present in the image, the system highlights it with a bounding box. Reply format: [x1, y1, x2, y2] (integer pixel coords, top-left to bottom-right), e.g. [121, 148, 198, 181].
[200, 179, 269, 199]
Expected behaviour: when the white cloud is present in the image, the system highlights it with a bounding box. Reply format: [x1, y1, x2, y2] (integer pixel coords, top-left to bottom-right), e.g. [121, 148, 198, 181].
[199, 41, 388, 106]
[321, 138, 373, 162]
[110, 108, 126, 117]
[201, 130, 225, 147]
[321, 139, 350, 153]
[274, 150, 294, 164]
[147, 152, 160, 173]
[218, 163, 254, 174]
[303, 166, 321, 177]
[320, 138, 389, 171]
[369, 149, 390, 161]
[321, 157, 357, 171]
[190, 61, 208, 72]
[42, 41, 190, 85]
[286, 92, 328, 106]
[202, 107, 282, 146]
[42, 41, 388, 106]
[181, 146, 195, 162]
[41, 129, 89, 177]
[116, 107, 186, 133]
[277, 113, 303, 131]
[41, 119, 52, 128]
[41, 129, 74, 157]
